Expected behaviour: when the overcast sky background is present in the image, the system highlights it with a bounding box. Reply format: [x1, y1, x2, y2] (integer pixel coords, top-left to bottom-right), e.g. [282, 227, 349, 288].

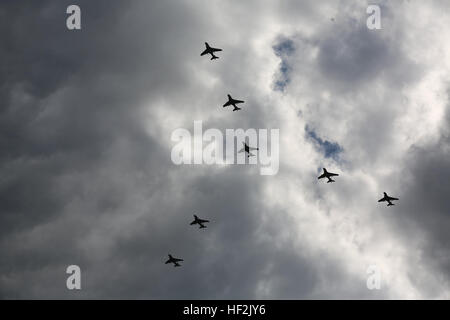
[1, 0, 449, 299]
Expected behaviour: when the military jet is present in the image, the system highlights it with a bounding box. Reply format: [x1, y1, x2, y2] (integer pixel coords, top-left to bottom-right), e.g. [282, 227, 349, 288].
[238, 142, 259, 158]
[190, 214, 210, 229]
[200, 42, 222, 60]
[165, 254, 183, 267]
[318, 168, 339, 183]
[223, 94, 244, 111]
[378, 192, 399, 206]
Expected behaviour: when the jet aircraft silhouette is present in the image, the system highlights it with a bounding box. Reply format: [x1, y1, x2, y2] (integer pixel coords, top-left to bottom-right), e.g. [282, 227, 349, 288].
[238, 142, 259, 157]
[223, 94, 244, 111]
[165, 254, 183, 267]
[190, 214, 210, 229]
[201, 42, 222, 60]
[318, 168, 339, 183]
[378, 192, 399, 206]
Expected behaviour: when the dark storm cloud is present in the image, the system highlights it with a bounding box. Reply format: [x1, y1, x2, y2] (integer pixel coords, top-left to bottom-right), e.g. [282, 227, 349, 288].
[0, 0, 160, 236]
[0, 0, 189, 298]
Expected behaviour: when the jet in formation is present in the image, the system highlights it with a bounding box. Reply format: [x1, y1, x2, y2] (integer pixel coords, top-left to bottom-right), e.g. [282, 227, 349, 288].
[190, 214, 210, 229]
[165, 254, 184, 267]
[223, 94, 244, 111]
[378, 192, 399, 206]
[318, 168, 339, 183]
[239, 142, 259, 157]
[201, 42, 222, 60]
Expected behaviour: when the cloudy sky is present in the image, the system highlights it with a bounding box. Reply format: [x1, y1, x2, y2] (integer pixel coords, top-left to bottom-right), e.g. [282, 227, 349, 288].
[1, 0, 450, 299]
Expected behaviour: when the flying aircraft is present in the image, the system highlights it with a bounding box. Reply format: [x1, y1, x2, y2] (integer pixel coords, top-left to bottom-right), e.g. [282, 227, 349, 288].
[190, 214, 210, 229]
[238, 142, 259, 157]
[318, 168, 339, 183]
[200, 42, 222, 60]
[223, 94, 244, 111]
[378, 192, 399, 206]
[165, 254, 183, 267]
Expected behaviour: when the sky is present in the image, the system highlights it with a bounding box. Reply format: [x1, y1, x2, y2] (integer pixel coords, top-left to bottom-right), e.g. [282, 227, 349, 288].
[0, 0, 449, 299]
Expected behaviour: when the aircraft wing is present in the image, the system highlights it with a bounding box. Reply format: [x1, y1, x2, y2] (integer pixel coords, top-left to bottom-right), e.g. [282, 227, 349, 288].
[211, 47, 222, 52]
[318, 173, 327, 179]
[378, 197, 386, 202]
[174, 258, 183, 262]
[387, 196, 399, 201]
[165, 258, 172, 264]
[223, 101, 232, 107]
[190, 220, 197, 225]
[200, 48, 209, 56]
[198, 218, 209, 223]
[233, 99, 244, 104]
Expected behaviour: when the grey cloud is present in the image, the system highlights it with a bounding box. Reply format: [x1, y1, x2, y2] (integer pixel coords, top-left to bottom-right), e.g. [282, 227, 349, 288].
[389, 102, 450, 297]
